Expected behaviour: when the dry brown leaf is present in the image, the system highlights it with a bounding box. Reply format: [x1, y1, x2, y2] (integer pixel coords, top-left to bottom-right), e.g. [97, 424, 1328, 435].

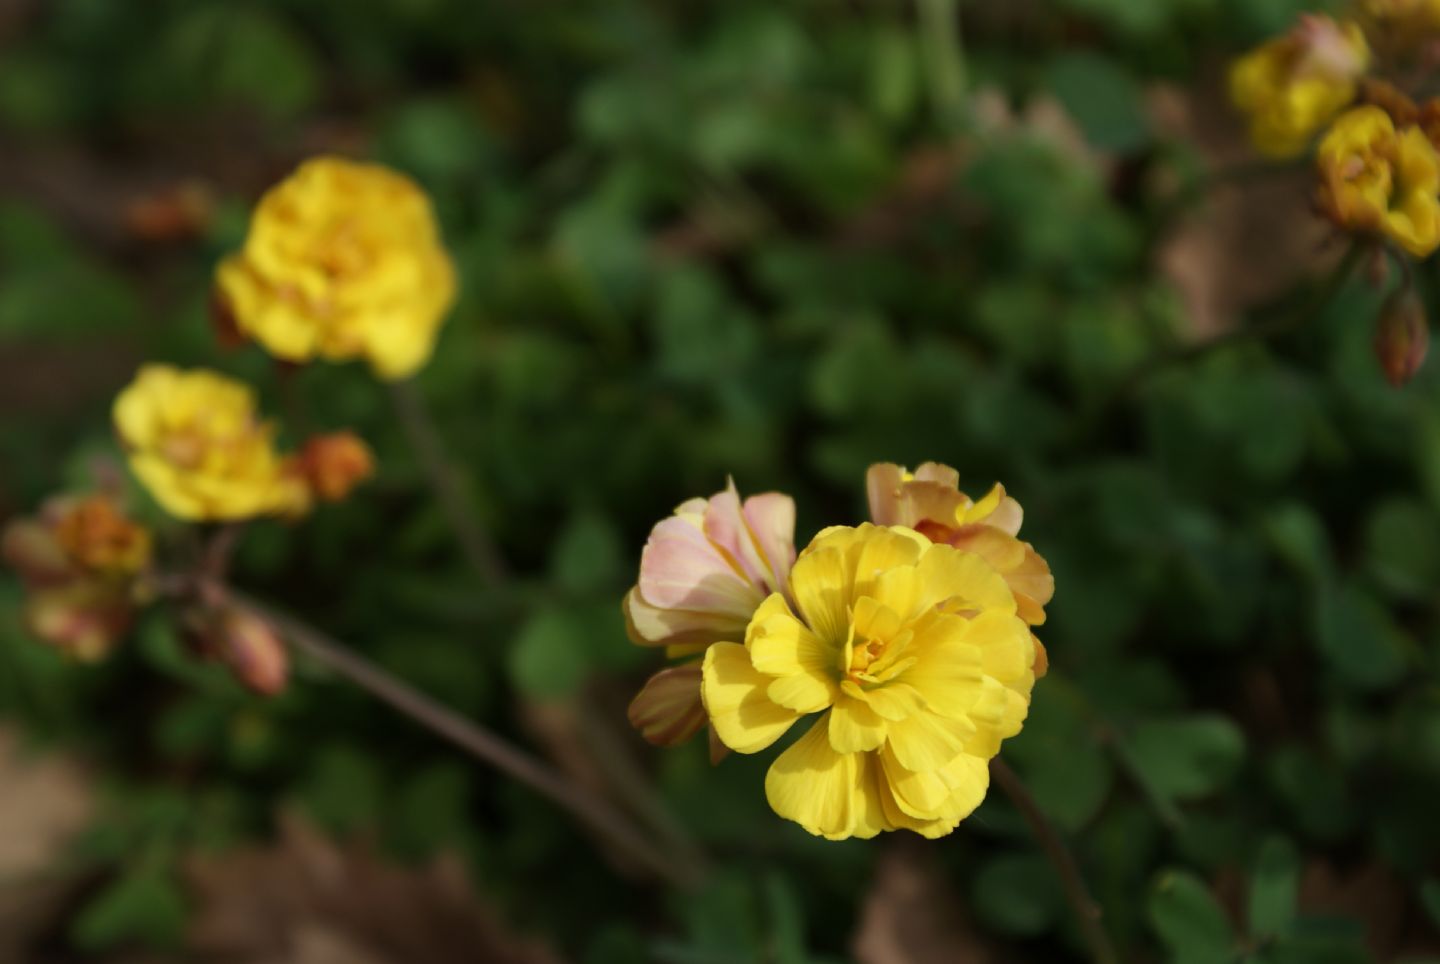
[1149, 69, 1333, 339]
[183, 812, 564, 964]
[0, 727, 97, 963]
[852, 839, 1004, 964]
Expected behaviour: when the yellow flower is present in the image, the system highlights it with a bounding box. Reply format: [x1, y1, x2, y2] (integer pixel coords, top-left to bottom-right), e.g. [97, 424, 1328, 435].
[1316, 106, 1440, 258]
[701, 524, 1038, 840]
[1229, 15, 1369, 159]
[216, 157, 457, 381]
[113, 365, 308, 521]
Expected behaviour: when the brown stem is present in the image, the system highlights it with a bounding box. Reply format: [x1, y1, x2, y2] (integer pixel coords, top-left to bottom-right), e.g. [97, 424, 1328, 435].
[389, 379, 509, 586]
[991, 758, 1120, 964]
[223, 588, 703, 890]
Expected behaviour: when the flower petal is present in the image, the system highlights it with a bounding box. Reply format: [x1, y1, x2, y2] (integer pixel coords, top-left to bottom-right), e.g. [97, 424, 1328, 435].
[628, 663, 707, 747]
[829, 693, 888, 753]
[639, 516, 763, 616]
[765, 716, 864, 839]
[701, 642, 801, 754]
[885, 709, 976, 773]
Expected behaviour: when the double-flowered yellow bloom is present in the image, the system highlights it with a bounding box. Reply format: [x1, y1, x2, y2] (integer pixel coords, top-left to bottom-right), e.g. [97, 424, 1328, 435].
[701, 524, 1038, 840]
[1316, 106, 1440, 258]
[113, 365, 308, 521]
[1230, 15, 1369, 159]
[216, 157, 457, 381]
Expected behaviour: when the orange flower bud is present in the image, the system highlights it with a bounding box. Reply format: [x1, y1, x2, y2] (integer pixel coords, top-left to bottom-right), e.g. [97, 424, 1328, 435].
[298, 431, 376, 503]
[1375, 287, 1430, 386]
[51, 495, 152, 576]
[214, 607, 290, 696]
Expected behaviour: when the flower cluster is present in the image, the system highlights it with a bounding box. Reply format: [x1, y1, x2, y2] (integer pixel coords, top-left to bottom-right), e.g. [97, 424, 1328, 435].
[625, 464, 1052, 840]
[1230, 3, 1440, 383]
[7, 155, 441, 691]
[3, 493, 152, 661]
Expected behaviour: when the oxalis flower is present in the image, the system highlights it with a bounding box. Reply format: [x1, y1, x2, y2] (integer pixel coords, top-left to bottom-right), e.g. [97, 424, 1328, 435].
[216, 156, 457, 381]
[701, 523, 1038, 840]
[1316, 105, 1440, 258]
[1229, 15, 1369, 159]
[624, 481, 795, 760]
[114, 365, 309, 522]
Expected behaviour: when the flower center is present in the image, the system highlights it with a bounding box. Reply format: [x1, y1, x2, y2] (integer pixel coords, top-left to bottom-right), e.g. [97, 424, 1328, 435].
[848, 636, 887, 678]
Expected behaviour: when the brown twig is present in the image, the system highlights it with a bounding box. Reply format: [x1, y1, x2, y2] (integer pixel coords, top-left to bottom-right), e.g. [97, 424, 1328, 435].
[223, 588, 703, 890]
[389, 379, 509, 586]
[991, 758, 1120, 964]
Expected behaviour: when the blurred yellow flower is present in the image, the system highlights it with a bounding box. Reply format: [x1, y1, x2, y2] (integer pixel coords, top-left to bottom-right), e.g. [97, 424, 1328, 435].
[113, 365, 308, 521]
[1229, 15, 1369, 159]
[1317, 106, 1440, 257]
[701, 524, 1038, 840]
[625, 481, 796, 759]
[867, 463, 1053, 632]
[216, 157, 457, 381]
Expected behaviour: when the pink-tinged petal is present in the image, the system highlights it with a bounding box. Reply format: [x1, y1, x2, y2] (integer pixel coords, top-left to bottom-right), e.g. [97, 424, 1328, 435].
[628, 663, 707, 747]
[741, 491, 797, 594]
[964, 483, 1023, 535]
[912, 463, 961, 487]
[623, 588, 749, 647]
[701, 481, 770, 589]
[638, 516, 762, 616]
[866, 463, 906, 526]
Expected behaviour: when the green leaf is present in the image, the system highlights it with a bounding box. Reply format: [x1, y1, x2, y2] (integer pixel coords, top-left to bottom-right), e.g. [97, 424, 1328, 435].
[1419, 878, 1440, 931]
[1363, 498, 1440, 600]
[1314, 583, 1408, 690]
[972, 853, 1063, 936]
[1149, 870, 1235, 963]
[551, 512, 624, 596]
[1044, 53, 1149, 152]
[1126, 715, 1245, 805]
[1249, 837, 1299, 940]
[508, 610, 589, 699]
[72, 864, 187, 951]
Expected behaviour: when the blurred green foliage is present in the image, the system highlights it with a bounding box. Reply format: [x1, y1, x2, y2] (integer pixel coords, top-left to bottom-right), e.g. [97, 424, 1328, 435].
[3, 0, 1440, 961]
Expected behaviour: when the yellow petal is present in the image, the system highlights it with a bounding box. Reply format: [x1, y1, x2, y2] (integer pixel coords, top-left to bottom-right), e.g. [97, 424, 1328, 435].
[701, 642, 801, 753]
[885, 709, 975, 773]
[764, 716, 864, 840]
[828, 693, 888, 753]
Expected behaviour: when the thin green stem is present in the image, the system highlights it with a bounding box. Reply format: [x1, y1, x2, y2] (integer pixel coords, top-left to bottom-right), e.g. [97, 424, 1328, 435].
[1116, 241, 1367, 400]
[992, 758, 1120, 964]
[389, 380, 508, 586]
[917, 0, 967, 133]
[222, 588, 704, 890]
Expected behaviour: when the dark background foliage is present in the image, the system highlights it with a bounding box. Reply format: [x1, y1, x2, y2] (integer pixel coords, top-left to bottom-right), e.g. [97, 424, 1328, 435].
[2, 0, 1440, 961]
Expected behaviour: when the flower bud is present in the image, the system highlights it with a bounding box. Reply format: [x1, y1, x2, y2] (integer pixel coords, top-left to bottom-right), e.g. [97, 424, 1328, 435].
[24, 583, 134, 662]
[213, 607, 290, 696]
[51, 495, 152, 576]
[298, 431, 376, 503]
[1375, 287, 1430, 386]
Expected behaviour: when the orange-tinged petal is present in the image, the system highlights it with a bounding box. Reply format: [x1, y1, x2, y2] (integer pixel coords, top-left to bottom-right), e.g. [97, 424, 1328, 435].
[628, 663, 707, 747]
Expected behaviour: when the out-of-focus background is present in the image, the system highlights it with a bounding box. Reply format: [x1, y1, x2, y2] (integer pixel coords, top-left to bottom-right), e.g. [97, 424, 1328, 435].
[3, 0, 1440, 961]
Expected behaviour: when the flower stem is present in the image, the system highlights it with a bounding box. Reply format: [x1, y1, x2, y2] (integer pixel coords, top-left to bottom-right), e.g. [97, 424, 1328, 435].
[917, 0, 967, 133]
[991, 758, 1119, 964]
[224, 588, 704, 890]
[389, 379, 508, 586]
